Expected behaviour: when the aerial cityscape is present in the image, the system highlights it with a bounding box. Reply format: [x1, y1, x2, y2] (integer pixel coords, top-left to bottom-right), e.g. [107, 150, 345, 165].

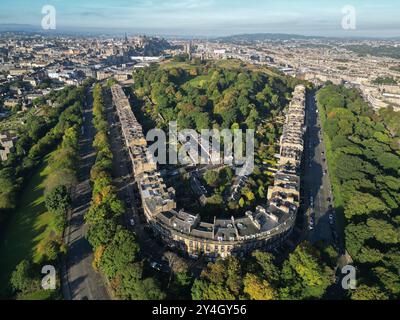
[0, 0, 399, 307]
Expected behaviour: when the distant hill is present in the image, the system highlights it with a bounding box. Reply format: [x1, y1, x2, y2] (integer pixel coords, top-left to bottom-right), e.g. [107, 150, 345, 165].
[0, 24, 41, 32]
[344, 45, 400, 60]
[215, 33, 326, 42]
[215, 33, 400, 43]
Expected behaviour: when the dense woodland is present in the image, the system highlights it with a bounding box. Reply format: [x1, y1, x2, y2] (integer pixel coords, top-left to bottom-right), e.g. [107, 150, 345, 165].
[0, 85, 88, 224]
[132, 59, 308, 216]
[191, 242, 336, 300]
[317, 84, 400, 300]
[132, 59, 303, 132]
[0, 82, 90, 299]
[85, 84, 166, 299]
[2, 59, 399, 300]
[129, 60, 344, 300]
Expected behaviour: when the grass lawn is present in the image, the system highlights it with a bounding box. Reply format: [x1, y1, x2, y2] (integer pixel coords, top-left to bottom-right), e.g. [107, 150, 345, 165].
[186, 75, 211, 89]
[213, 59, 245, 70]
[16, 289, 56, 300]
[0, 153, 58, 295]
[159, 60, 194, 70]
[0, 109, 34, 132]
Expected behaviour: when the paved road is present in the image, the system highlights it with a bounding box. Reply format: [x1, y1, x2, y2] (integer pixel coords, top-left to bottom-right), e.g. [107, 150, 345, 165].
[290, 90, 348, 299]
[62, 88, 110, 300]
[105, 89, 166, 262]
[109, 90, 212, 277]
[302, 91, 338, 247]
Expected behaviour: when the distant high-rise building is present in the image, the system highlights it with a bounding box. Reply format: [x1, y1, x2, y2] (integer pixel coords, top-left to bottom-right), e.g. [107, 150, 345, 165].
[184, 42, 192, 58]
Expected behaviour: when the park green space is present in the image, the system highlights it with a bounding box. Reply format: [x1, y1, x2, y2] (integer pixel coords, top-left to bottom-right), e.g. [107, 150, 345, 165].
[0, 153, 58, 296]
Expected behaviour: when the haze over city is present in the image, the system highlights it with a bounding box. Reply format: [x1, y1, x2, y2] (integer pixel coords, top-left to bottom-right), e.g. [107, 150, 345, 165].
[0, 0, 399, 37]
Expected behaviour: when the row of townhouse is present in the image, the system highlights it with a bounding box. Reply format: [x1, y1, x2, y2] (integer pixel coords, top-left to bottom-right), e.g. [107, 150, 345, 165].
[267, 85, 306, 217]
[111, 84, 306, 260]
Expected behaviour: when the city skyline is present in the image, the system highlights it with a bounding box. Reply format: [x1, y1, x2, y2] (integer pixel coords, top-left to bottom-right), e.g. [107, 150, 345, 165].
[0, 0, 399, 37]
[1, 3, 400, 302]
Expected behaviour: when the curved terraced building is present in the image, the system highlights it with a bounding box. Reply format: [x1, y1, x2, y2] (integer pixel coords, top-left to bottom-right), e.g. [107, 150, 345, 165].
[111, 84, 306, 260]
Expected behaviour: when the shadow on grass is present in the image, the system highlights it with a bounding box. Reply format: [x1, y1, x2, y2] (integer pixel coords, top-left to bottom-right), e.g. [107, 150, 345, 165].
[0, 157, 56, 296]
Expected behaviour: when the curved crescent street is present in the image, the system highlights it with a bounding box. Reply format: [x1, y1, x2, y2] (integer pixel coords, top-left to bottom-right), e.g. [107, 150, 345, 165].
[303, 91, 343, 253]
[59, 87, 344, 300]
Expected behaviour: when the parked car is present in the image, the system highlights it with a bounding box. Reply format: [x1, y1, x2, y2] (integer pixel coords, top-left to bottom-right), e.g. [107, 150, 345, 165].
[150, 261, 162, 271]
[129, 218, 135, 226]
[309, 218, 315, 230]
[150, 261, 169, 273]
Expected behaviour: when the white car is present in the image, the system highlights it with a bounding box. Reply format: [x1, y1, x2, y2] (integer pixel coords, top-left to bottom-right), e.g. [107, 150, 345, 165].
[129, 218, 135, 226]
[150, 262, 162, 271]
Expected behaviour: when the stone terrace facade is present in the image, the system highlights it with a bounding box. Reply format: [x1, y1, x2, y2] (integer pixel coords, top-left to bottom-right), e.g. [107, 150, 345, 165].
[0, 131, 18, 162]
[111, 84, 306, 260]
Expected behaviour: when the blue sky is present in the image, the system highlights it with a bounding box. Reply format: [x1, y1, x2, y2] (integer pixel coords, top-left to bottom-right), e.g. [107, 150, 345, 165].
[0, 0, 399, 37]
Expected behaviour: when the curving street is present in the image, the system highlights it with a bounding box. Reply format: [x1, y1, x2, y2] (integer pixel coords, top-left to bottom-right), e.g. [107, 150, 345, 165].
[303, 90, 342, 252]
